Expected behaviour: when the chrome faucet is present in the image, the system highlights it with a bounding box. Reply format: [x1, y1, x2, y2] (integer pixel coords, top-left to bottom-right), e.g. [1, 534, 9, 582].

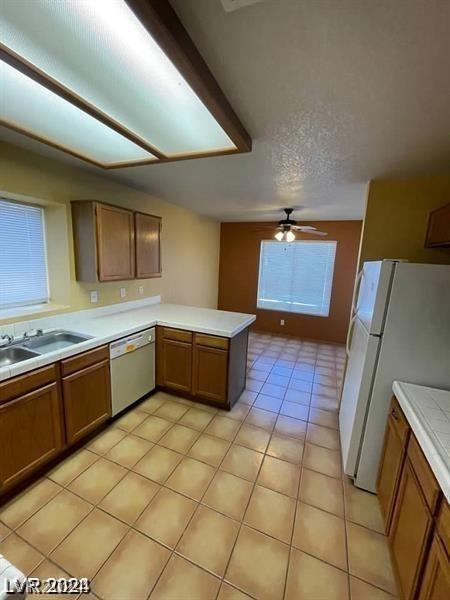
[0, 334, 14, 345]
[21, 329, 44, 342]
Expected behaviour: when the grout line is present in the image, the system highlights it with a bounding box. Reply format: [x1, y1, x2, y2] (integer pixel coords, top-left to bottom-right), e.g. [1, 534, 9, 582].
[3, 334, 388, 600]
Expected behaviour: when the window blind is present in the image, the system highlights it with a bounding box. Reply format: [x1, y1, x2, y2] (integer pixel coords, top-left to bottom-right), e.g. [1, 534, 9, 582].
[0, 198, 49, 309]
[257, 240, 337, 317]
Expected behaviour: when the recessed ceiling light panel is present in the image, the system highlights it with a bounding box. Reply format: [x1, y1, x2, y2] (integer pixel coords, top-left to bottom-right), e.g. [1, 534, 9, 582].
[0, 60, 155, 166]
[1, 0, 237, 158]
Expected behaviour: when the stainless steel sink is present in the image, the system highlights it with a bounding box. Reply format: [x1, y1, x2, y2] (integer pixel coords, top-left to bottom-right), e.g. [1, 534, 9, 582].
[0, 346, 41, 368]
[22, 330, 93, 354]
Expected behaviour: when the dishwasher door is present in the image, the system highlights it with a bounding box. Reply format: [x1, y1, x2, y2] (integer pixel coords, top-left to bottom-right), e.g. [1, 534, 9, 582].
[110, 330, 155, 416]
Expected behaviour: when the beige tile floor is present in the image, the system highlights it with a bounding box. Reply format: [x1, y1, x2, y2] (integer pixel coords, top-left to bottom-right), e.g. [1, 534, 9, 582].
[0, 332, 399, 600]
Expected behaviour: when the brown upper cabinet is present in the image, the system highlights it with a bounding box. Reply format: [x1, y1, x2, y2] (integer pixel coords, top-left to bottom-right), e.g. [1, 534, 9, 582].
[135, 212, 162, 278]
[425, 203, 450, 248]
[71, 201, 161, 282]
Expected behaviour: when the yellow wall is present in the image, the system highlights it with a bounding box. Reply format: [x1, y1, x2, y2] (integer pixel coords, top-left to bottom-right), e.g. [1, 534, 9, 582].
[360, 176, 450, 265]
[0, 142, 220, 324]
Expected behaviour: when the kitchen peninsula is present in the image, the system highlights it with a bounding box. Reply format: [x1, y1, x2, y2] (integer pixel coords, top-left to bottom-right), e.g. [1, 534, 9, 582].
[0, 298, 255, 498]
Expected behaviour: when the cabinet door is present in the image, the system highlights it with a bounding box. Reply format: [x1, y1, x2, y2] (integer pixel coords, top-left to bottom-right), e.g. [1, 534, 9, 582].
[425, 203, 450, 248]
[377, 411, 408, 533]
[0, 383, 63, 491]
[96, 203, 135, 281]
[390, 460, 433, 599]
[419, 535, 450, 600]
[135, 212, 161, 278]
[193, 345, 228, 405]
[62, 360, 111, 445]
[160, 339, 192, 393]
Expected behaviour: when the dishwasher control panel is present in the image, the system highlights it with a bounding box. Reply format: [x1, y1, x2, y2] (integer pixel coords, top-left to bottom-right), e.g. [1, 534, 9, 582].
[109, 327, 155, 359]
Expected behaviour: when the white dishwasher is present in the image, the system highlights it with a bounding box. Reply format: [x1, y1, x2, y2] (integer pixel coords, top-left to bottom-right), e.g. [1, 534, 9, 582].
[110, 327, 155, 416]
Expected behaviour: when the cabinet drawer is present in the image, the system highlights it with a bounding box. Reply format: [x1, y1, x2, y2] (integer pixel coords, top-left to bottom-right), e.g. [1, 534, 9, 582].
[162, 328, 192, 344]
[0, 364, 58, 404]
[390, 396, 410, 442]
[61, 345, 109, 376]
[408, 435, 441, 515]
[437, 501, 450, 556]
[194, 333, 229, 350]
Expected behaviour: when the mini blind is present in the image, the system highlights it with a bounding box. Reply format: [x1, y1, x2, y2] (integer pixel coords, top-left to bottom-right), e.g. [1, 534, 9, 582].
[257, 240, 337, 317]
[0, 198, 49, 309]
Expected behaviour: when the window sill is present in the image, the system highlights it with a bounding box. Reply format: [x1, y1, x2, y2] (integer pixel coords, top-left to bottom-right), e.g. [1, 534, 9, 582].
[0, 303, 70, 323]
[256, 305, 330, 318]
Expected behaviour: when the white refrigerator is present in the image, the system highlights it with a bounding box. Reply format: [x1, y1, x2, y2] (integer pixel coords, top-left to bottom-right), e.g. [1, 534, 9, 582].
[339, 260, 450, 492]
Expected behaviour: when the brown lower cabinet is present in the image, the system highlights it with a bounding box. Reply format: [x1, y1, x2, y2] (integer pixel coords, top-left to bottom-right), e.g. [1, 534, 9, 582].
[0, 382, 63, 491]
[0, 346, 111, 499]
[158, 338, 193, 393]
[156, 326, 248, 409]
[377, 397, 410, 533]
[419, 535, 450, 599]
[62, 359, 111, 445]
[390, 459, 434, 598]
[377, 396, 450, 600]
[193, 345, 228, 404]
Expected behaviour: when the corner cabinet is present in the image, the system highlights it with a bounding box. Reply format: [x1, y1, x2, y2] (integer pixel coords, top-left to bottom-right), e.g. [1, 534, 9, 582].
[156, 326, 248, 409]
[377, 396, 450, 600]
[71, 201, 161, 282]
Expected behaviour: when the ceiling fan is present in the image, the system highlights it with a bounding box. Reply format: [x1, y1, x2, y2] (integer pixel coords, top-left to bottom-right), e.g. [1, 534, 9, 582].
[274, 208, 327, 242]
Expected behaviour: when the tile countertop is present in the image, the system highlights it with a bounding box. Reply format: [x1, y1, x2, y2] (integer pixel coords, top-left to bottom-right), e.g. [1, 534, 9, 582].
[0, 298, 256, 382]
[393, 380, 450, 503]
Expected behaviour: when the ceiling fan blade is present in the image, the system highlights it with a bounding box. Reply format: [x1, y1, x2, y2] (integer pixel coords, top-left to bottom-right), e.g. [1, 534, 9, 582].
[307, 230, 328, 236]
[291, 225, 317, 231]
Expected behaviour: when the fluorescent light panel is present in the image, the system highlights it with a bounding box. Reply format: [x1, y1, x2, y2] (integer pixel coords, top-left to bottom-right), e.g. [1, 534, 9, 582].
[0, 60, 155, 166]
[1, 0, 236, 158]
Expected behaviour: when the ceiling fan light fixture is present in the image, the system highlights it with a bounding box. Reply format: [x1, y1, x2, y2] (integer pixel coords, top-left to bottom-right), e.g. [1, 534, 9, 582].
[274, 231, 284, 241]
[286, 230, 296, 242]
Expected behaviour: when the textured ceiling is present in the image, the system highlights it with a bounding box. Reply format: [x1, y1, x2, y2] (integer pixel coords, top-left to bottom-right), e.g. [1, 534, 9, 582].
[2, 0, 450, 221]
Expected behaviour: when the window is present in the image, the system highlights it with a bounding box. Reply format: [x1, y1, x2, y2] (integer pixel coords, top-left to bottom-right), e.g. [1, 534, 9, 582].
[257, 240, 337, 317]
[0, 198, 49, 309]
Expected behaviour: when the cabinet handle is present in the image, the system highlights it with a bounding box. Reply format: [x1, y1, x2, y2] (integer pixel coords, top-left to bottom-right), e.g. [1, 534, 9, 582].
[391, 409, 399, 420]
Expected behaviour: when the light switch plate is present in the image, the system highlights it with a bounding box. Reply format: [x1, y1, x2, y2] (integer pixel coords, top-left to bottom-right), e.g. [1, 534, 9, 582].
[138, 286, 144, 295]
[90, 291, 98, 304]
[120, 287, 127, 298]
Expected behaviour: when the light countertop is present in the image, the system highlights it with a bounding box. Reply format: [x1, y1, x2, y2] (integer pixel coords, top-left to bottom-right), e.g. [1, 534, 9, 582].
[0, 298, 256, 382]
[393, 380, 450, 503]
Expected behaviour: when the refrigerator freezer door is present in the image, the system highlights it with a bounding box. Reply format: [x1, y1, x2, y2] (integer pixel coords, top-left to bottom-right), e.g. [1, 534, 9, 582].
[339, 316, 381, 477]
[355, 262, 450, 492]
[356, 260, 396, 335]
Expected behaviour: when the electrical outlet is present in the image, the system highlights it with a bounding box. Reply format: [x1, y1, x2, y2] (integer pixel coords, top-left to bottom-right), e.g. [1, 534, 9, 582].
[90, 291, 98, 304]
[138, 285, 144, 295]
[280, 319, 285, 326]
[120, 287, 127, 298]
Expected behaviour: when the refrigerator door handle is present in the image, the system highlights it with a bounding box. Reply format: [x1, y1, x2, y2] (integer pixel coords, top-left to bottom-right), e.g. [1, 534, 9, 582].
[351, 268, 364, 317]
[346, 315, 358, 357]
